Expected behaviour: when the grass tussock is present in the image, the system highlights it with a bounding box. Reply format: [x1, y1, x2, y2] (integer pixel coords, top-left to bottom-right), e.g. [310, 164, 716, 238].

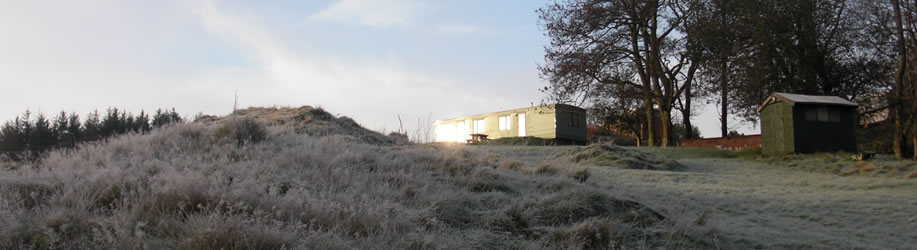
[484, 154, 590, 183]
[0, 107, 720, 249]
[562, 143, 684, 171]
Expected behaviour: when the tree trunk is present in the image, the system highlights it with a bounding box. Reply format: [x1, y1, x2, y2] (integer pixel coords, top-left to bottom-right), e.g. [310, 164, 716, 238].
[643, 95, 655, 147]
[720, 59, 729, 138]
[683, 80, 693, 140]
[660, 109, 671, 147]
[637, 123, 643, 147]
[892, 0, 906, 159]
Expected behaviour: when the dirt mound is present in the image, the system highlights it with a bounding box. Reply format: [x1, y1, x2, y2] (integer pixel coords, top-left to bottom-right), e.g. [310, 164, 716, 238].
[217, 106, 399, 145]
[563, 143, 683, 170]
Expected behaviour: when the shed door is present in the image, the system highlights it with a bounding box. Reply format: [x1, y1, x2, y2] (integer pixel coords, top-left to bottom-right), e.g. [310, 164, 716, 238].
[518, 114, 526, 137]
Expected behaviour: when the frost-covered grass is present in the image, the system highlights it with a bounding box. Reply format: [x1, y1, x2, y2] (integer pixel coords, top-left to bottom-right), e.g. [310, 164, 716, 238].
[631, 146, 761, 160]
[471, 145, 917, 249]
[761, 152, 917, 178]
[0, 118, 717, 249]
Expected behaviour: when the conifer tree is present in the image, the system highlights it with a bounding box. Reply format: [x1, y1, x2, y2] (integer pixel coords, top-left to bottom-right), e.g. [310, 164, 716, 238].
[66, 112, 81, 145]
[52, 111, 69, 146]
[0, 119, 25, 161]
[29, 113, 54, 159]
[136, 110, 151, 133]
[83, 110, 102, 142]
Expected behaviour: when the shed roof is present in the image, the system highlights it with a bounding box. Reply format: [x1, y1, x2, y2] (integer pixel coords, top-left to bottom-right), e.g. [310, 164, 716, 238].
[756, 92, 857, 112]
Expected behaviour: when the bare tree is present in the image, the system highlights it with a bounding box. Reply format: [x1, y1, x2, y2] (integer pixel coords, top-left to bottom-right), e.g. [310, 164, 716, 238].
[539, 0, 699, 147]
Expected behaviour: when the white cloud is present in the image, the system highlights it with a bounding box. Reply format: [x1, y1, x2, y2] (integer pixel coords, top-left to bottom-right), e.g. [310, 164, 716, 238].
[191, 0, 511, 134]
[0, 0, 242, 122]
[0, 0, 537, 138]
[307, 0, 424, 28]
[437, 24, 479, 35]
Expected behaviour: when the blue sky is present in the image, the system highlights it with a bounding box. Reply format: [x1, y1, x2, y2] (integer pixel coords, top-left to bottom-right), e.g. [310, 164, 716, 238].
[0, 0, 756, 138]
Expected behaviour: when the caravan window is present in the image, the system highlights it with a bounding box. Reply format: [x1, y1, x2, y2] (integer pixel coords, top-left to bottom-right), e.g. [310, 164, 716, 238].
[473, 119, 485, 134]
[498, 115, 511, 131]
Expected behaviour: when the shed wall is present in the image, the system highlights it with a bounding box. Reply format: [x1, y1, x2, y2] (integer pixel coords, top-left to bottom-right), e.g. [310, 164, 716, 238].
[761, 100, 795, 155]
[554, 106, 588, 143]
[791, 104, 858, 153]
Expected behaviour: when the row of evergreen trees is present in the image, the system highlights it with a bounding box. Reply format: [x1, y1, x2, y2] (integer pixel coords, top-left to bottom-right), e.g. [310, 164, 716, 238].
[0, 108, 183, 161]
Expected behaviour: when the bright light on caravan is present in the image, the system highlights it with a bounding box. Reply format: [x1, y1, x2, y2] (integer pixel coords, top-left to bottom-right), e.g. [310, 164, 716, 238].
[435, 123, 456, 142]
[455, 121, 466, 143]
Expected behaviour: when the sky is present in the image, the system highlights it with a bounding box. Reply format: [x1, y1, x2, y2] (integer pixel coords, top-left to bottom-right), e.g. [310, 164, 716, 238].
[0, 0, 757, 139]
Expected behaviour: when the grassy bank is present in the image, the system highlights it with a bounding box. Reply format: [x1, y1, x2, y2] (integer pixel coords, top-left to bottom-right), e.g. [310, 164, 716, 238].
[0, 109, 718, 249]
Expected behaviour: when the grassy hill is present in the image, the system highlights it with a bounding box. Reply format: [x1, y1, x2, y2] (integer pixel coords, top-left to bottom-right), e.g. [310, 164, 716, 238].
[0, 107, 716, 249]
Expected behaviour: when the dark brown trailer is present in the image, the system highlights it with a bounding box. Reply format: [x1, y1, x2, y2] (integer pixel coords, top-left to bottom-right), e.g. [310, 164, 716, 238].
[757, 92, 859, 155]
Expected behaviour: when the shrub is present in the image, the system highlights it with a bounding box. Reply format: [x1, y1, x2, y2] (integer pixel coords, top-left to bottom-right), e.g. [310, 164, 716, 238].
[211, 117, 268, 146]
[554, 219, 620, 250]
[497, 160, 524, 171]
[571, 168, 590, 183]
[179, 214, 294, 250]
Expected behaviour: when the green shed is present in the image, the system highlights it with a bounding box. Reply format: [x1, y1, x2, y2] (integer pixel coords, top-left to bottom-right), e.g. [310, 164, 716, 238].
[434, 104, 587, 144]
[757, 92, 859, 155]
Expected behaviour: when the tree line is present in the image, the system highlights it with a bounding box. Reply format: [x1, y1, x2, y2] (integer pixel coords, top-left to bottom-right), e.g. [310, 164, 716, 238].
[0, 108, 182, 161]
[539, 0, 917, 158]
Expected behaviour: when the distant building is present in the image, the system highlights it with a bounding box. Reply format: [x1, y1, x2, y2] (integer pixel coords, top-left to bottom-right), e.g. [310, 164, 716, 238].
[757, 92, 858, 155]
[434, 104, 587, 144]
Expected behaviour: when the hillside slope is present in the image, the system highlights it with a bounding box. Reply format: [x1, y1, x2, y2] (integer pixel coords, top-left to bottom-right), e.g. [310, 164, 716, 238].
[0, 108, 717, 249]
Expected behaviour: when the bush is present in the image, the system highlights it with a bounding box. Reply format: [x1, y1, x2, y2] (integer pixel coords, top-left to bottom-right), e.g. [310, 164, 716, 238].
[211, 117, 268, 146]
[179, 215, 294, 250]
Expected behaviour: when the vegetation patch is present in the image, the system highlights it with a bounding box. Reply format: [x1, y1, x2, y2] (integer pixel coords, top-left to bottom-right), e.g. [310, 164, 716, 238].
[763, 153, 917, 179]
[229, 106, 401, 145]
[210, 117, 268, 146]
[532, 190, 664, 226]
[562, 143, 684, 170]
[484, 136, 556, 146]
[634, 146, 761, 159]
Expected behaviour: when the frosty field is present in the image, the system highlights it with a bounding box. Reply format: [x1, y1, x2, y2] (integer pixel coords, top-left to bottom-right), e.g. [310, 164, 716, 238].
[1, 107, 914, 249]
[475, 145, 917, 249]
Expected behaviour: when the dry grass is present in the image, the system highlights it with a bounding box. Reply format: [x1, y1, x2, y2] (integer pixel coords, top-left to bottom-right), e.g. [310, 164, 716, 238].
[0, 107, 718, 249]
[468, 144, 917, 249]
[761, 152, 917, 179]
[228, 106, 401, 145]
[561, 143, 684, 171]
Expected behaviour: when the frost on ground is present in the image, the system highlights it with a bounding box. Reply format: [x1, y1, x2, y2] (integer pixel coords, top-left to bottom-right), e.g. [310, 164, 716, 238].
[560, 144, 684, 171]
[762, 153, 917, 178]
[474, 145, 917, 249]
[0, 108, 717, 249]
